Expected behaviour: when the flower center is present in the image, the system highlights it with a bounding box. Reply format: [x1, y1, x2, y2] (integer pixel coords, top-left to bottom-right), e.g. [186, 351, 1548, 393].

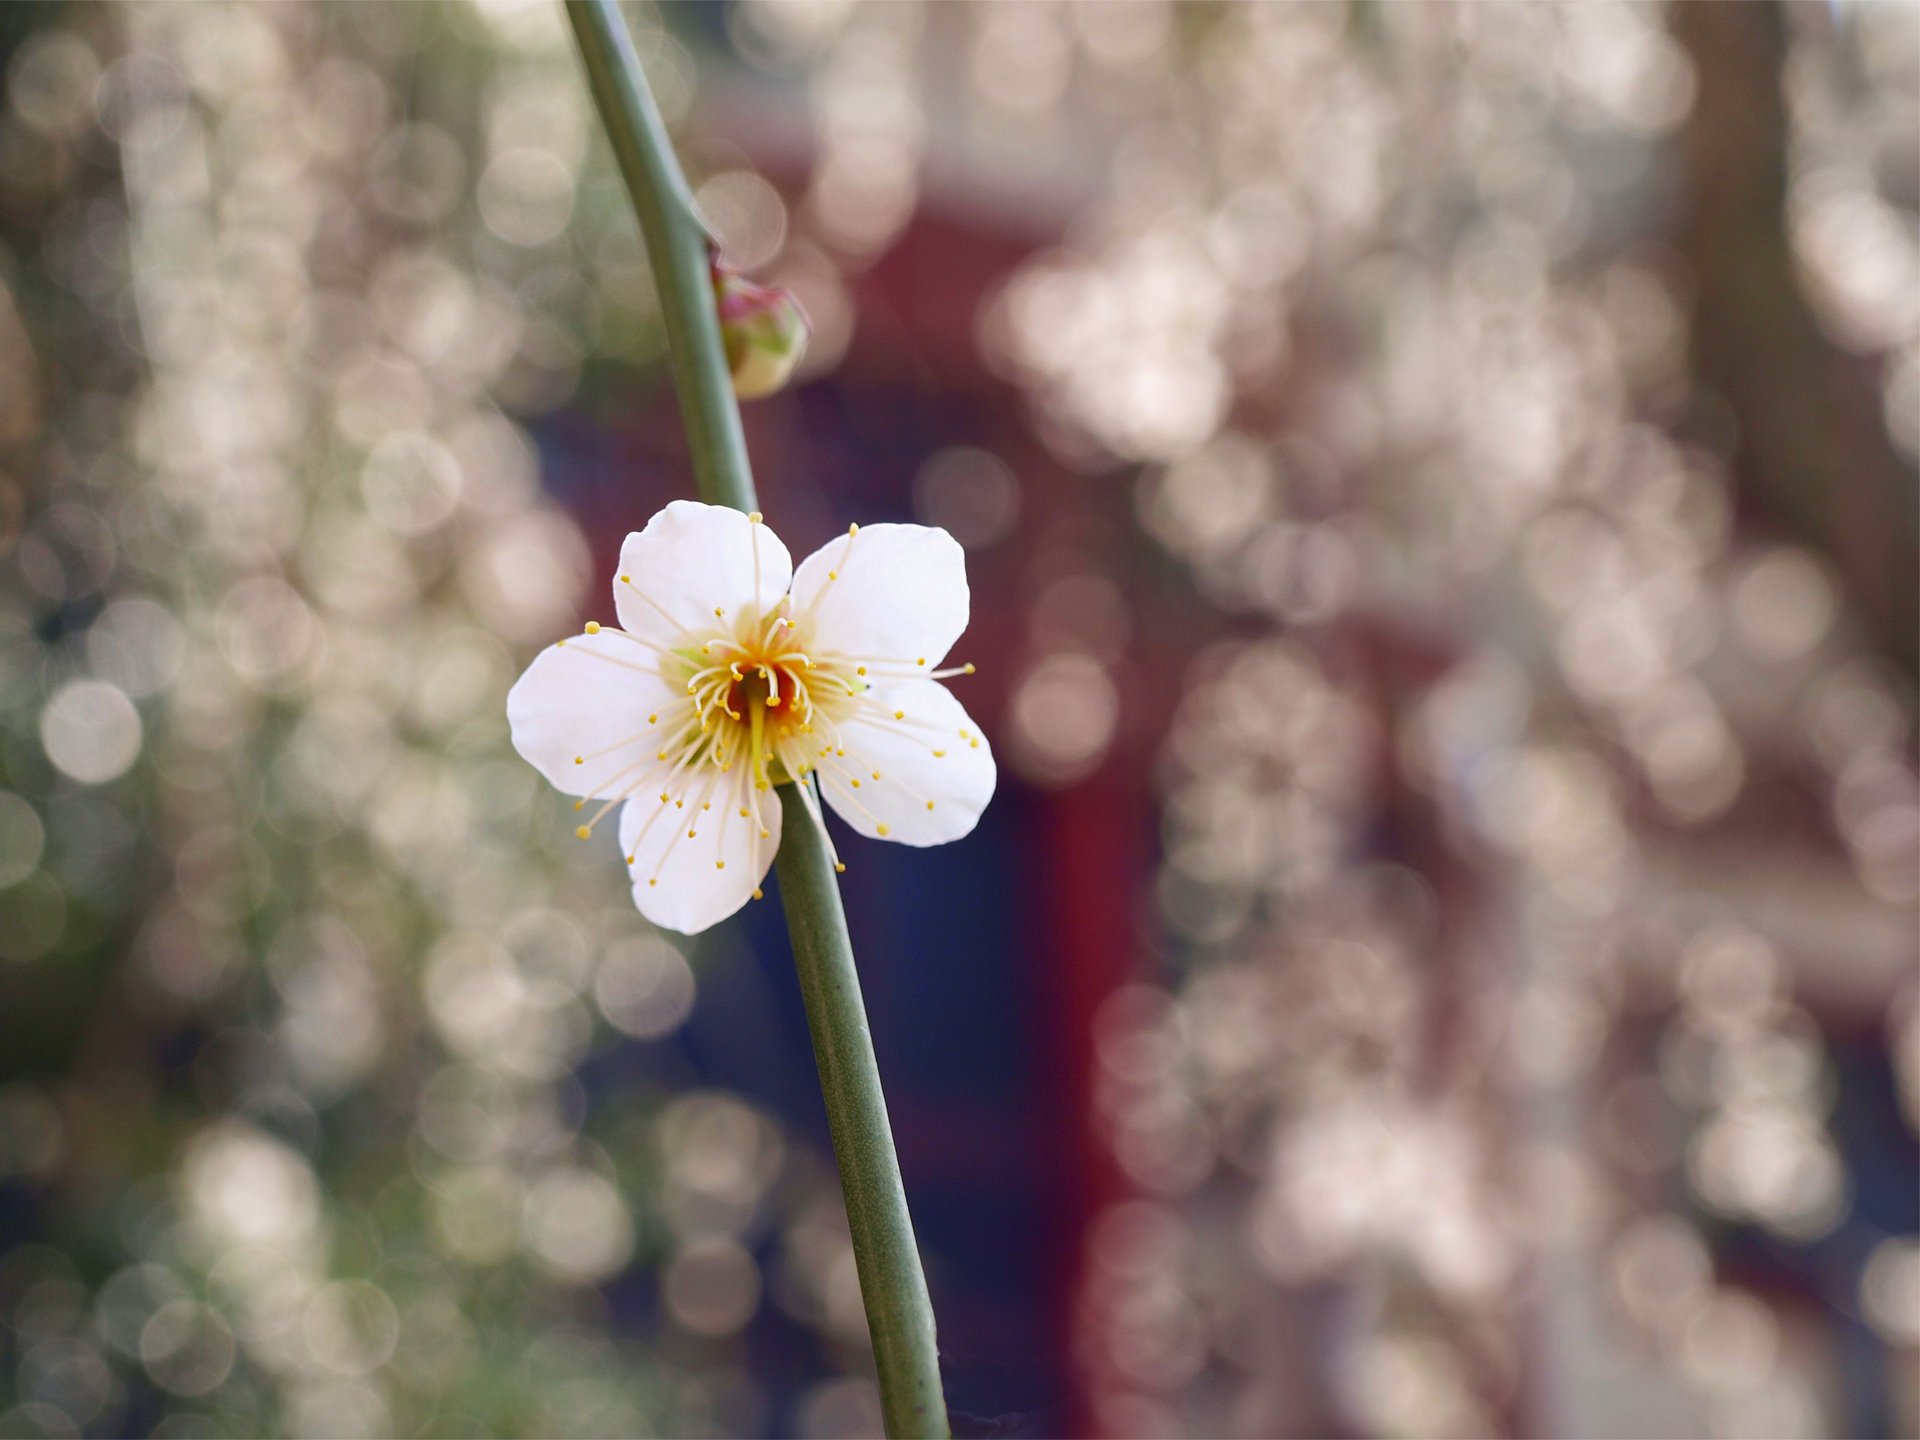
[672, 600, 857, 791]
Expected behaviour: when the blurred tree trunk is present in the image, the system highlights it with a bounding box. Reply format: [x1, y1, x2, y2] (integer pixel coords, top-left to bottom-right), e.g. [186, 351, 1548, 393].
[1670, 0, 1918, 675]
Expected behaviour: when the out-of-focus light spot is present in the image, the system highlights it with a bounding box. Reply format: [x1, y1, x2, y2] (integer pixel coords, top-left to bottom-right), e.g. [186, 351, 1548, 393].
[180, 1123, 321, 1257]
[40, 680, 142, 785]
[767, 240, 853, 380]
[970, 4, 1070, 117]
[21, 1337, 114, 1429]
[282, 1379, 391, 1440]
[94, 1265, 192, 1360]
[1610, 1214, 1711, 1332]
[7, 32, 101, 140]
[697, 172, 789, 272]
[139, 1300, 235, 1397]
[0, 792, 46, 887]
[593, 935, 695, 1040]
[1141, 434, 1272, 563]
[663, 1238, 762, 1336]
[1678, 926, 1779, 1029]
[1030, 573, 1130, 662]
[95, 54, 187, 151]
[367, 123, 467, 226]
[1681, 1290, 1779, 1390]
[523, 1166, 633, 1282]
[360, 432, 464, 537]
[215, 577, 318, 692]
[658, 1093, 786, 1229]
[416, 1065, 520, 1163]
[302, 1281, 400, 1377]
[466, 0, 571, 52]
[1009, 650, 1118, 785]
[429, 1166, 523, 1265]
[795, 1377, 883, 1440]
[1860, 1237, 1920, 1345]
[1243, 523, 1358, 625]
[1731, 549, 1837, 662]
[459, 511, 589, 645]
[478, 147, 577, 248]
[85, 598, 183, 699]
[912, 446, 1020, 549]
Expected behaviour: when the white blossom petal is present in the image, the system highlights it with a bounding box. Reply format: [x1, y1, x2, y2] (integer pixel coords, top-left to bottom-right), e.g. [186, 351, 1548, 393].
[792, 524, 969, 671]
[816, 680, 995, 846]
[506, 631, 682, 798]
[613, 500, 793, 646]
[620, 767, 781, 934]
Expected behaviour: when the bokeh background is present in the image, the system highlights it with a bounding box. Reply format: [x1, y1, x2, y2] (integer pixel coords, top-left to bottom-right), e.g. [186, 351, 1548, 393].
[0, 1, 1914, 1436]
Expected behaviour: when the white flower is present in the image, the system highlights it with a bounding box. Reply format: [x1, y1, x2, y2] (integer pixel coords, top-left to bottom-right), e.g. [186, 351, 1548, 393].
[506, 500, 996, 934]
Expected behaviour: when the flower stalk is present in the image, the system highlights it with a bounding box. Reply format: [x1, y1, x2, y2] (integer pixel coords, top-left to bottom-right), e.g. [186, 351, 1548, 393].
[562, 4, 950, 1435]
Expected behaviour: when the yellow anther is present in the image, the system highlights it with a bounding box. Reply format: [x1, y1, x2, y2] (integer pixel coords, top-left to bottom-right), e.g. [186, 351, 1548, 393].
[687, 829, 696, 839]
[739, 807, 750, 818]
[574, 799, 584, 810]
[748, 510, 763, 523]
[648, 713, 658, 724]
[620, 574, 630, 583]
[877, 823, 891, 837]
[970, 739, 980, 748]
[759, 828, 770, 838]
[834, 862, 847, 873]
[894, 710, 905, 719]
[715, 860, 726, 870]
[926, 801, 935, 811]
[916, 657, 926, 666]
[851, 779, 861, 789]
[962, 663, 976, 675]
[933, 749, 946, 757]
[856, 665, 867, 676]
[848, 523, 860, 535]
[752, 887, 764, 900]
[584, 621, 600, 635]
[575, 825, 590, 840]
[574, 756, 584, 766]
[675, 800, 684, 809]
[872, 770, 881, 780]
[660, 793, 670, 803]
[827, 570, 838, 580]
[557, 638, 567, 647]
[649, 878, 658, 887]
[626, 854, 635, 865]
[768, 696, 782, 707]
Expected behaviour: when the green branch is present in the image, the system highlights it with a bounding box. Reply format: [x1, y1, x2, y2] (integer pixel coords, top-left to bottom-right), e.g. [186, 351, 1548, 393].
[562, 4, 949, 1435]
[565, 0, 753, 514]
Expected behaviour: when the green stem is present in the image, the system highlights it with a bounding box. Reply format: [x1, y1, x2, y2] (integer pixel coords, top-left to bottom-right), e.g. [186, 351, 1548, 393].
[774, 788, 949, 1438]
[563, 6, 949, 1435]
[564, 0, 754, 514]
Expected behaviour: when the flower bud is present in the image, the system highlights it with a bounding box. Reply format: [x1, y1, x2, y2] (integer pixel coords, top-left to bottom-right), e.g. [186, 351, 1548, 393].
[713, 261, 811, 400]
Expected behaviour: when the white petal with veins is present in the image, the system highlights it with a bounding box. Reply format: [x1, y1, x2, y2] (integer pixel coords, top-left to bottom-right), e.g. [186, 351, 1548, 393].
[614, 500, 793, 647]
[792, 523, 970, 672]
[620, 768, 782, 935]
[508, 501, 994, 934]
[817, 680, 995, 846]
[507, 631, 680, 798]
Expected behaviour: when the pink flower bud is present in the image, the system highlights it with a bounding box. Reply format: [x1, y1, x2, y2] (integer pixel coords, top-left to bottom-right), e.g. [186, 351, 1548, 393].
[712, 260, 811, 400]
